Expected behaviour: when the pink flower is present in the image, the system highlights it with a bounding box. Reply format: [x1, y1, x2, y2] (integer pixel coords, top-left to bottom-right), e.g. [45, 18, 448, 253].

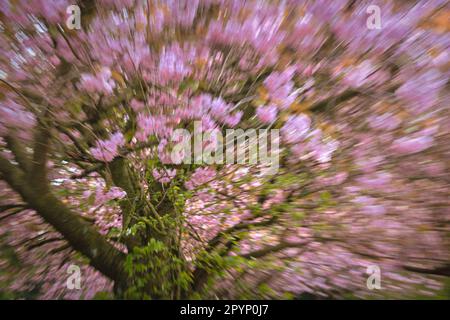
[352, 196, 386, 217]
[130, 99, 145, 111]
[90, 132, 125, 162]
[152, 168, 177, 184]
[391, 136, 433, 155]
[264, 67, 298, 109]
[396, 69, 445, 114]
[343, 60, 374, 87]
[368, 113, 401, 131]
[107, 187, 127, 199]
[210, 97, 228, 119]
[256, 105, 278, 124]
[224, 111, 243, 127]
[282, 114, 311, 144]
[158, 45, 191, 84]
[363, 205, 386, 216]
[185, 167, 216, 190]
[80, 67, 116, 95]
[93, 186, 126, 205]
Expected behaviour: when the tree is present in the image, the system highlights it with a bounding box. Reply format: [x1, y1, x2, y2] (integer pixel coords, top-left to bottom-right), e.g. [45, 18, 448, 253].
[0, 0, 448, 299]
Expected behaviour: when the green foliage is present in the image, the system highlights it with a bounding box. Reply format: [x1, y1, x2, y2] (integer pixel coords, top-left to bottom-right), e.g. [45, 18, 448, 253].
[124, 238, 192, 299]
[276, 172, 299, 187]
[92, 291, 114, 300]
[120, 177, 194, 299]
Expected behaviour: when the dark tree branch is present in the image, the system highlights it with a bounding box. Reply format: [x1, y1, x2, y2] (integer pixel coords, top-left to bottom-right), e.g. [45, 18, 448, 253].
[26, 237, 64, 251]
[0, 207, 27, 222]
[403, 265, 450, 277]
[28, 123, 51, 192]
[0, 204, 27, 213]
[5, 135, 31, 172]
[309, 89, 360, 112]
[239, 241, 308, 259]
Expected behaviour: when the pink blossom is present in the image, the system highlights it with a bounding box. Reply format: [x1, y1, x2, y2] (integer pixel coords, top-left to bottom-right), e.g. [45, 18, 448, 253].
[343, 60, 374, 87]
[90, 132, 125, 162]
[79, 67, 116, 95]
[356, 171, 392, 189]
[391, 136, 434, 155]
[185, 167, 216, 190]
[130, 99, 145, 112]
[281, 114, 311, 144]
[368, 113, 401, 131]
[93, 186, 126, 205]
[264, 67, 298, 109]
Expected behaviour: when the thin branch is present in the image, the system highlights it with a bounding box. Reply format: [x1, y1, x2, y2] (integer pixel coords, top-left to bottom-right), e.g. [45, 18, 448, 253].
[0, 204, 27, 213]
[26, 237, 64, 251]
[403, 265, 450, 277]
[239, 241, 309, 259]
[0, 207, 27, 222]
